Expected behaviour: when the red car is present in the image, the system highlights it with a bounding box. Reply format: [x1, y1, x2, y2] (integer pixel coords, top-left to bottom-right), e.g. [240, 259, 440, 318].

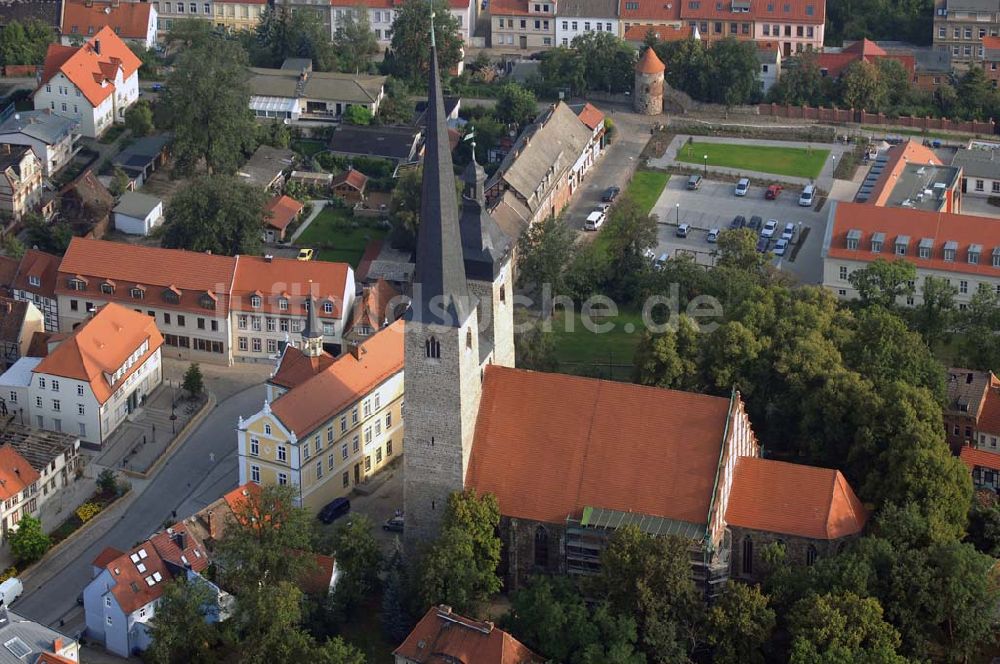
[765, 184, 783, 200]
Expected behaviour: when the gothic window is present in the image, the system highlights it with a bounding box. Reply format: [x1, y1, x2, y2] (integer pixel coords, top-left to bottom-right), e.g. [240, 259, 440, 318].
[425, 337, 441, 359]
[741, 536, 753, 575]
[499, 285, 506, 303]
[466, 328, 473, 349]
[534, 526, 549, 568]
[806, 544, 817, 566]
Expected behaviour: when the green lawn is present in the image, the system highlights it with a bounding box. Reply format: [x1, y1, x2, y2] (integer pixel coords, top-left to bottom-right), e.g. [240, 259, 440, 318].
[291, 139, 327, 157]
[625, 170, 669, 215]
[543, 307, 646, 381]
[676, 141, 830, 178]
[298, 207, 387, 268]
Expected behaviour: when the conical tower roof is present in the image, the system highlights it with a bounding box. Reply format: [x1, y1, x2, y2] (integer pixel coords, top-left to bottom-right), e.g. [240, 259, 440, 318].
[636, 47, 666, 75]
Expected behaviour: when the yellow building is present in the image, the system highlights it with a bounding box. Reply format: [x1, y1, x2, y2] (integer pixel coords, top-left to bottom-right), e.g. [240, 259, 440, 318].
[237, 319, 404, 512]
[213, 0, 266, 32]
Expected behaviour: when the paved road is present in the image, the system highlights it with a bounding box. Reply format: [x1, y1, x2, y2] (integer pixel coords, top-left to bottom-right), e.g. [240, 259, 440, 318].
[11, 384, 263, 632]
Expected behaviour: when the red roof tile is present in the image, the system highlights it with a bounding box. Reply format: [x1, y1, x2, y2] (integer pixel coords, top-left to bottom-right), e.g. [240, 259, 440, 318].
[574, 103, 604, 130]
[636, 46, 666, 74]
[263, 195, 304, 231]
[356, 239, 384, 282]
[984, 35, 1000, 50]
[231, 255, 351, 319]
[843, 38, 886, 56]
[37, 654, 78, 664]
[826, 201, 1000, 280]
[332, 169, 369, 191]
[726, 457, 869, 539]
[0, 256, 18, 294]
[395, 606, 544, 664]
[92, 545, 125, 569]
[0, 445, 41, 502]
[62, 0, 154, 40]
[961, 446, 1000, 472]
[349, 278, 399, 335]
[623, 23, 693, 42]
[978, 383, 1000, 435]
[38, 27, 141, 107]
[817, 48, 915, 80]
[465, 366, 733, 526]
[13, 249, 60, 299]
[679, 0, 825, 23]
[619, 0, 682, 23]
[863, 140, 940, 207]
[269, 344, 337, 391]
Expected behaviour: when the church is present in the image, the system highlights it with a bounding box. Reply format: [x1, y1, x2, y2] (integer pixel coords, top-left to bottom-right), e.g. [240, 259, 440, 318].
[402, 34, 868, 593]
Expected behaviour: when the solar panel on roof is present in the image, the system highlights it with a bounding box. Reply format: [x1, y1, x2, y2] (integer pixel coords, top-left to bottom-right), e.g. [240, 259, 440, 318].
[4, 637, 30, 659]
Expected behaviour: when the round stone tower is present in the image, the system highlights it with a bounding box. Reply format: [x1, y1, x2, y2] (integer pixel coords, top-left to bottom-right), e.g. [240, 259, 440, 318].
[634, 47, 666, 115]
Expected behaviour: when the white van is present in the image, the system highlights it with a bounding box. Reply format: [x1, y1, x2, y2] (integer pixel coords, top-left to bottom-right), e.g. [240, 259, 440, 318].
[654, 253, 669, 269]
[584, 210, 606, 231]
[0, 578, 23, 606]
[798, 185, 815, 207]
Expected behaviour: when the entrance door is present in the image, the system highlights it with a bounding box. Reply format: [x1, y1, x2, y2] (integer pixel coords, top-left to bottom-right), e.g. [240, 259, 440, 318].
[354, 463, 360, 485]
[519, 35, 527, 49]
[783, 42, 791, 57]
[126, 391, 138, 414]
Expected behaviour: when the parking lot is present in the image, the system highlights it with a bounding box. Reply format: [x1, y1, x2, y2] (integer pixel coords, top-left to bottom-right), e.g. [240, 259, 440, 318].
[650, 177, 830, 284]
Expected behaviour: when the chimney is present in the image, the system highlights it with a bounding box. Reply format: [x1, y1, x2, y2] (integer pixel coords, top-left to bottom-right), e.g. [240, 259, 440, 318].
[94, 39, 101, 55]
[439, 605, 452, 615]
[85, 0, 93, 5]
[968, 372, 974, 384]
[53, 638, 63, 652]
[264, 254, 273, 263]
[206, 509, 215, 539]
[484, 621, 494, 632]
[173, 530, 187, 551]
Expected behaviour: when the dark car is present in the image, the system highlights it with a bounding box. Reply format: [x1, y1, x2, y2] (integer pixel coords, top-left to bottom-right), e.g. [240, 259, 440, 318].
[686, 174, 703, 190]
[151, 83, 164, 92]
[748, 215, 763, 230]
[756, 237, 770, 253]
[730, 215, 746, 229]
[765, 184, 783, 200]
[318, 497, 351, 524]
[383, 515, 405, 532]
[601, 186, 621, 202]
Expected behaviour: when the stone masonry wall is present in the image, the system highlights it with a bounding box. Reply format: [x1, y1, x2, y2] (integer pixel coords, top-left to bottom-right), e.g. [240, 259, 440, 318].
[634, 71, 664, 116]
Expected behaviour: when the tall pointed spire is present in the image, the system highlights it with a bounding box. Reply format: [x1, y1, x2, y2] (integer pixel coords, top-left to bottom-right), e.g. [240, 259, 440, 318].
[409, 14, 472, 327]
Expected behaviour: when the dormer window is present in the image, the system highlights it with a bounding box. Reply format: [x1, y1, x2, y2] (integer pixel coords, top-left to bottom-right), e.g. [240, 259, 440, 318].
[993, 246, 1000, 268]
[323, 301, 334, 314]
[199, 292, 216, 310]
[846, 229, 861, 250]
[130, 286, 145, 299]
[28, 276, 40, 288]
[67, 277, 86, 291]
[100, 281, 115, 295]
[426, 337, 441, 359]
[894, 235, 909, 256]
[250, 295, 262, 308]
[968, 243, 982, 265]
[919, 237, 934, 259]
[278, 298, 289, 311]
[162, 287, 180, 304]
[870, 232, 885, 253]
[943, 240, 958, 262]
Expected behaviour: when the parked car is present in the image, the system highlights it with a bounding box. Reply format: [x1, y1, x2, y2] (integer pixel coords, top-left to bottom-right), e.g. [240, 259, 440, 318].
[730, 215, 746, 229]
[318, 497, 351, 524]
[0, 578, 22, 606]
[654, 253, 669, 269]
[676, 223, 690, 238]
[707, 228, 720, 243]
[297, 248, 314, 261]
[584, 209, 606, 231]
[748, 215, 763, 231]
[601, 186, 621, 202]
[151, 83, 164, 92]
[765, 184, 783, 200]
[756, 237, 770, 253]
[686, 174, 703, 190]
[781, 222, 796, 241]
[774, 238, 789, 256]
[798, 184, 815, 207]
[761, 219, 778, 238]
[734, 178, 750, 196]
[383, 515, 405, 532]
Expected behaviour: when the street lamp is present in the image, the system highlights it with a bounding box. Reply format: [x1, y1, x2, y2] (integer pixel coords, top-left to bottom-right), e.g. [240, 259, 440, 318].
[831, 154, 837, 179]
[703, 154, 709, 175]
[675, 202, 680, 224]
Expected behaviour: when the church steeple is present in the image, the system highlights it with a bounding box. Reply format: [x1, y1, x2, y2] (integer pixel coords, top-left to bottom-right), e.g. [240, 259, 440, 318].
[301, 294, 324, 358]
[460, 148, 510, 282]
[408, 28, 472, 327]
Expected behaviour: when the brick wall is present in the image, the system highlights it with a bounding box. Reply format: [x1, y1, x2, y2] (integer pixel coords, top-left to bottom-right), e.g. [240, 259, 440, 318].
[2, 65, 38, 77]
[758, 103, 996, 135]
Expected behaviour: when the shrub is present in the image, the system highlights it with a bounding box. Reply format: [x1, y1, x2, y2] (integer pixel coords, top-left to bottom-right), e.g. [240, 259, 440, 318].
[75, 502, 102, 523]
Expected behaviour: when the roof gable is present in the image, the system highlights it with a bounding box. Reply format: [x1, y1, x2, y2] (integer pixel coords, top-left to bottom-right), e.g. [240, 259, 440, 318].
[395, 606, 543, 664]
[38, 27, 141, 107]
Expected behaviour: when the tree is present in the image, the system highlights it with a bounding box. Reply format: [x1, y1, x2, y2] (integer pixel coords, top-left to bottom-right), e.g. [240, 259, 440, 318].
[164, 18, 216, 49]
[847, 258, 916, 308]
[967, 493, 1000, 558]
[956, 289, 1000, 372]
[182, 363, 205, 398]
[633, 315, 701, 390]
[514, 326, 560, 372]
[768, 50, 827, 106]
[705, 582, 775, 664]
[251, 6, 337, 72]
[388, 166, 421, 251]
[328, 515, 382, 616]
[841, 59, 888, 111]
[600, 196, 658, 301]
[0, 19, 55, 67]
[23, 213, 72, 255]
[109, 167, 130, 197]
[914, 275, 957, 347]
[124, 100, 154, 137]
[706, 37, 761, 107]
[956, 65, 999, 120]
[158, 37, 257, 175]
[334, 7, 379, 74]
[418, 490, 501, 614]
[876, 57, 913, 110]
[343, 105, 373, 125]
[655, 37, 709, 100]
[387, 0, 463, 82]
[96, 468, 119, 496]
[716, 227, 768, 274]
[257, 119, 291, 148]
[571, 31, 636, 94]
[161, 175, 266, 256]
[145, 578, 220, 664]
[516, 213, 575, 298]
[494, 83, 538, 127]
[375, 77, 413, 125]
[9, 515, 50, 565]
[1, 233, 25, 260]
[788, 591, 907, 663]
[537, 47, 586, 97]
[129, 44, 163, 80]
[381, 541, 413, 643]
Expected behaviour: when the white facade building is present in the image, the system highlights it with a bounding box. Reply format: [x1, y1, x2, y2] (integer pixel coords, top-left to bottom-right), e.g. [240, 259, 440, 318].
[0, 110, 80, 177]
[555, 0, 618, 47]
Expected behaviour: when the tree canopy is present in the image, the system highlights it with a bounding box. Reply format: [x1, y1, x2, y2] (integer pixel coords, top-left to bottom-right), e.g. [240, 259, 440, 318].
[334, 7, 379, 74]
[250, 6, 337, 72]
[161, 175, 266, 256]
[387, 0, 463, 82]
[0, 19, 54, 67]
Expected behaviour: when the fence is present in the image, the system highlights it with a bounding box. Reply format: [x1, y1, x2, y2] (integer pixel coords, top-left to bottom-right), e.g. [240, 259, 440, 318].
[757, 103, 996, 135]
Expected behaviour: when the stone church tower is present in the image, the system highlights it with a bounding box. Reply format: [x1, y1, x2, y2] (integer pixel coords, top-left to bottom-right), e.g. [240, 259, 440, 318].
[403, 27, 515, 548]
[301, 295, 324, 357]
[634, 47, 666, 115]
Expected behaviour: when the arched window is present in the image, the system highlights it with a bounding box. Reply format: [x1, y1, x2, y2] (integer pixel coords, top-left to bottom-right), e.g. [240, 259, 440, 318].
[425, 337, 441, 359]
[741, 536, 753, 576]
[534, 526, 549, 568]
[466, 328, 473, 349]
[806, 544, 817, 567]
[499, 285, 506, 304]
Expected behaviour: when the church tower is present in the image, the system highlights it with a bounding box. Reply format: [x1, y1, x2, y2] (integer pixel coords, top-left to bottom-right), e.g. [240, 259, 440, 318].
[301, 295, 324, 357]
[403, 31, 484, 547]
[459, 148, 515, 368]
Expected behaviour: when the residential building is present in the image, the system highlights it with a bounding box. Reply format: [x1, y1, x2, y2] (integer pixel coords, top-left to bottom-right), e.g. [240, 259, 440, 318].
[817, 38, 915, 80]
[0, 445, 41, 540]
[0, 298, 44, 370]
[0, 0, 64, 34]
[331, 169, 368, 204]
[55, 238, 355, 364]
[0, 145, 42, 223]
[0, 608, 80, 663]
[555, 0, 618, 47]
[623, 23, 691, 46]
[486, 101, 599, 229]
[34, 27, 141, 138]
[913, 44, 953, 90]
[274, 2, 334, 39]
[153, 0, 214, 40]
[266, 342, 335, 400]
[237, 145, 295, 191]
[0, 110, 80, 177]
[855, 139, 962, 212]
[0, 258, 17, 298]
[113, 192, 164, 236]
[961, 446, 1000, 490]
[57, 169, 113, 234]
[327, 125, 423, 168]
[0, 358, 44, 421]
[944, 368, 997, 450]
[980, 34, 1000, 83]
[933, 0, 1000, 67]
[0, 415, 82, 526]
[618, 0, 682, 41]
[213, 0, 265, 32]
[821, 201, 1000, 307]
[344, 278, 400, 346]
[757, 42, 781, 93]
[30, 302, 163, 445]
[238, 320, 404, 512]
[329, 0, 475, 45]
[111, 133, 171, 188]
[61, 0, 157, 48]
[746, 0, 824, 55]
[11, 250, 61, 332]
[394, 605, 544, 664]
[248, 66, 386, 124]
[83, 524, 224, 658]
[491, 0, 557, 49]
[262, 194, 303, 243]
[952, 143, 1000, 197]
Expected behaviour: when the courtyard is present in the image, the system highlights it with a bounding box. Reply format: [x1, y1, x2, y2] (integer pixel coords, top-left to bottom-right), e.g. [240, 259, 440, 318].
[674, 140, 831, 179]
[296, 206, 388, 267]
